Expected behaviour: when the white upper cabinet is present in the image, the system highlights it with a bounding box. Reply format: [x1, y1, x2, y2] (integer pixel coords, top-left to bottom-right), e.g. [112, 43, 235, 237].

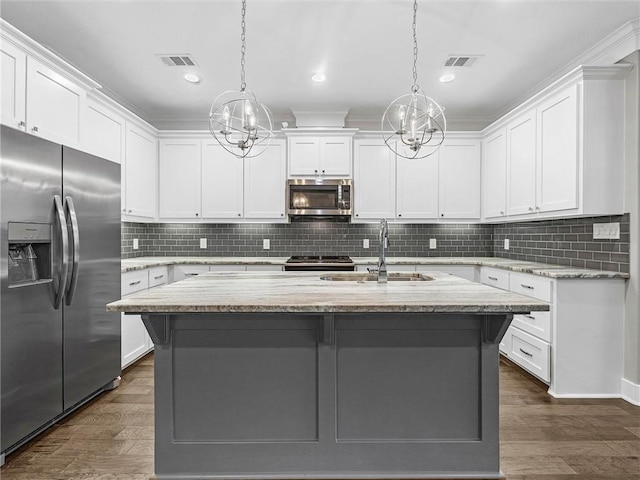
[287, 134, 352, 177]
[1, 38, 86, 148]
[124, 122, 157, 219]
[244, 139, 287, 219]
[483, 65, 630, 222]
[85, 96, 125, 164]
[1, 40, 26, 129]
[353, 138, 396, 220]
[506, 112, 537, 216]
[159, 139, 202, 219]
[438, 139, 481, 220]
[25, 57, 85, 148]
[536, 86, 578, 213]
[396, 155, 439, 220]
[201, 140, 244, 219]
[481, 129, 507, 220]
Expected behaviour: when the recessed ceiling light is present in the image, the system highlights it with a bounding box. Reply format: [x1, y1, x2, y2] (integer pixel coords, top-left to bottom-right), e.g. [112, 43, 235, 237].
[312, 73, 326, 83]
[183, 73, 201, 83]
[439, 73, 456, 83]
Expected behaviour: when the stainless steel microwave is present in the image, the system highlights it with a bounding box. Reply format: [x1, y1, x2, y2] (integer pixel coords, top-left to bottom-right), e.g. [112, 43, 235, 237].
[287, 179, 352, 218]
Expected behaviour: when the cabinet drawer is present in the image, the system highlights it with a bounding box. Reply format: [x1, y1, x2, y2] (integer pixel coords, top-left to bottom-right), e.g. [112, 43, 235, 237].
[148, 266, 168, 288]
[172, 264, 210, 282]
[512, 310, 552, 343]
[507, 327, 551, 382]
[509, 272, 552, 302]
[480, 267, 509, 290]
[209, 265, 246, 272]
[122, 270, 149, 296]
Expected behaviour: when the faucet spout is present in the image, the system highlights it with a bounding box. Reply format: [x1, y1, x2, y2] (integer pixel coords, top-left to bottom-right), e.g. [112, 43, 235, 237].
[378, 218, 388, 283]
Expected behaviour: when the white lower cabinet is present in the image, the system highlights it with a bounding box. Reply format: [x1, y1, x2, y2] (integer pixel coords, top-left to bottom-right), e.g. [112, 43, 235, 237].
[121, 269, 156, 369]
[481, 266, 625, 396]
[415, 265, 479, 282]
[170, 264, 210, 282]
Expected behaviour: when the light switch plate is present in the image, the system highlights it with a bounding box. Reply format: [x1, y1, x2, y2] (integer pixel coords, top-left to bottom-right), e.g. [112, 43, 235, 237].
[504, 239, 509, 250]
[363, 239, 370, 249]
[429, 238, 436, 249]
[200, 238, 207, 249]
[593, 222, 620, 240]
[263, 239, 270, 250]
[133, 238, 139, 250]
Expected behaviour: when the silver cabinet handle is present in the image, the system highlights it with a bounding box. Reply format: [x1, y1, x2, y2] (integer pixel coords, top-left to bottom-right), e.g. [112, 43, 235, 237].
[521, 284, 534, 290]
[154, 275, 165, 280]
[519, 348, 533, 357]
[237, 213, 241, 217]
[32, 126, 39, 133]
[64, 196, 80, 306]
[488, 276, 498, 281]
[500, 211, 505, 215]
[129, 280, 141, 286]
[524, 314, 536, 320]
[528, 207, 534, 212]
[185, 273, 199, 276]
[53, 195, 69, 310]
[18, 120, 26, 127]
[195, 213, 199, 217]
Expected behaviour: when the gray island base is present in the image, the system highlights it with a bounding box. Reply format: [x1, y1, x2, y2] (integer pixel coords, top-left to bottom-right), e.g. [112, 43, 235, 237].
[108, 272, 550, 480]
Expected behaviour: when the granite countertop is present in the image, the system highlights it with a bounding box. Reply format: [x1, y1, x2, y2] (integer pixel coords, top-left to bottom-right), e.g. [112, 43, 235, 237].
[120, 256, 629, 279]
[107, 271, 551, 314]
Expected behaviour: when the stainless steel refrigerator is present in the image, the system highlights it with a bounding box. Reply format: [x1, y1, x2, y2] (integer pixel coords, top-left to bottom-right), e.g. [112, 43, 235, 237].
[0, 125, 121, 459]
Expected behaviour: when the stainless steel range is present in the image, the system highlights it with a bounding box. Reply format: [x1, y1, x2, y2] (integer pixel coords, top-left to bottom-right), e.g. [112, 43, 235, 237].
[284, 255, 355, 271]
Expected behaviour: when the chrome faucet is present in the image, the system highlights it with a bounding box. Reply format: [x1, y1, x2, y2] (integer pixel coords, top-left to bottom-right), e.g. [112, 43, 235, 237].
[378, 218, 389, 283]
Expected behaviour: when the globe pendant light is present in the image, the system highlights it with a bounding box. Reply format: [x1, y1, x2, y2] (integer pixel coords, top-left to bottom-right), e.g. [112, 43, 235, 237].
[381, 0, 446, 159]
[209, 0, 273, 158]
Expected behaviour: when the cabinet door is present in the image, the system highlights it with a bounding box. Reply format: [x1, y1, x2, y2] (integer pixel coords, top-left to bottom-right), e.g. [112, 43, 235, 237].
[124, 122, 157, 218]
[121, 313, 151, 368]
[438, 139, 481, 219]
[1, 40, 26, 129]
[353, 139, 396, 220]
[244, 140, 286, 219]
[85, 97, 125, 164]
[26, 57, 85, 148]
[320, 137, 351, 176]
[396, 155, 439, 220]
[536, 85, 578, 213]
[159, 139, 202, 219]
[482, 129, 507, 219]
[201, 140, 244, 218]
[289, 137, 319, 175]
[506, 112, 536, 216]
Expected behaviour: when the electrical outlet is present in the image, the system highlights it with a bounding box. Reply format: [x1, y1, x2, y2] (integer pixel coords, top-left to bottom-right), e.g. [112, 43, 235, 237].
[593, 222, 620, 240]
[133, 238, 139, 250]
[429, 238, 437, 249]
[363, 238, 370, 249]
[504, 239, 509, 250]
[263, 239, 270, 250]
[200, 238, 207, 249]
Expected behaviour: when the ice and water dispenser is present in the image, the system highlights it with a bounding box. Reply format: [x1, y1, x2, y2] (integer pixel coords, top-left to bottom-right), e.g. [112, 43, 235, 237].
[7, 222, 52, 287]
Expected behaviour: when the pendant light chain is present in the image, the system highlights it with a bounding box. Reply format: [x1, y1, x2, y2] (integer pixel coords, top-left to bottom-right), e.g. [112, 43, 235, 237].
[240, 0, 247, 91]
[411, 0, 419, 93]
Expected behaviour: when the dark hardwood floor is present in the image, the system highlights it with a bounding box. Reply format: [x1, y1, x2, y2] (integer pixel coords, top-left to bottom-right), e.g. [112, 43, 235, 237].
[1, 354, 638, 479]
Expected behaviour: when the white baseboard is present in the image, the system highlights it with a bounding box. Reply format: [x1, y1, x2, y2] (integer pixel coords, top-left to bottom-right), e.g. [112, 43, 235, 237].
[548, 390, 622, 399]
[621, 378, 640, 406]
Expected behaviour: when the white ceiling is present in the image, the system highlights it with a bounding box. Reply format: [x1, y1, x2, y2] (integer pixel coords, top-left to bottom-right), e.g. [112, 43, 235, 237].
[1, 0, 638, 130]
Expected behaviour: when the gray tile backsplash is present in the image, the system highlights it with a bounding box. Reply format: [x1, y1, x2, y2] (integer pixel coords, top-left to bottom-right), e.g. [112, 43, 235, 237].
[122, 213, 630, 273]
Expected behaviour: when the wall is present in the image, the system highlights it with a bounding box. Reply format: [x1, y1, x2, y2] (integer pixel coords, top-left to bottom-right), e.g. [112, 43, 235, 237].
[122, 214, 631, 273]
[122, 222, 493, 259]
[621, 51, 640, 392]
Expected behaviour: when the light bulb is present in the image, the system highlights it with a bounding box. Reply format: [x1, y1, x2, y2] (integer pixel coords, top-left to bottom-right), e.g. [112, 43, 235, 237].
[223, 106, 230, 131]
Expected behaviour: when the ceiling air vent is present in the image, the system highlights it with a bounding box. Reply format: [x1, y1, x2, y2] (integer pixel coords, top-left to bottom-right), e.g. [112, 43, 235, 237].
[157, 54, 198, 67]
[444, 55, 481, 67]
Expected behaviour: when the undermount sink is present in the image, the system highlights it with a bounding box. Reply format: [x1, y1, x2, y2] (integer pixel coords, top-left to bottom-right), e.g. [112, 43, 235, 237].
[320, 273, 434, 282]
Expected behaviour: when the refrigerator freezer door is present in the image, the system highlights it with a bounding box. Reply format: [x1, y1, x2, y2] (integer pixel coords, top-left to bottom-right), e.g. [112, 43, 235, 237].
[1, 126, 64, 451]
[61, 146, 121, 410]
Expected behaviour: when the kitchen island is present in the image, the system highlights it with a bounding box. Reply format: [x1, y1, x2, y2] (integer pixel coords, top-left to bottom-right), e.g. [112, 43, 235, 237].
[107, 271, 549, 480]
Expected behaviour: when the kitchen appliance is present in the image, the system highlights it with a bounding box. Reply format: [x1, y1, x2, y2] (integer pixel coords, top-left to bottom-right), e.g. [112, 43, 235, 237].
[1, 126, 121, 458]
[287, 179, 352, 220]
[284, 255, 355, 271]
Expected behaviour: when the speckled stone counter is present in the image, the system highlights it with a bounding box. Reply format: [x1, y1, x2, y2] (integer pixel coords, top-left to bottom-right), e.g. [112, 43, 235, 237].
[108, 271, 547, 480]
[121, 256, 629, 279]
[108, 271, 549, 314]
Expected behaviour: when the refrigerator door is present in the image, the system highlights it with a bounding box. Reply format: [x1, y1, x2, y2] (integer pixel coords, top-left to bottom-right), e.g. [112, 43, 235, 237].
[1, 126, 64, 451]
[61, 147, 121, 410]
